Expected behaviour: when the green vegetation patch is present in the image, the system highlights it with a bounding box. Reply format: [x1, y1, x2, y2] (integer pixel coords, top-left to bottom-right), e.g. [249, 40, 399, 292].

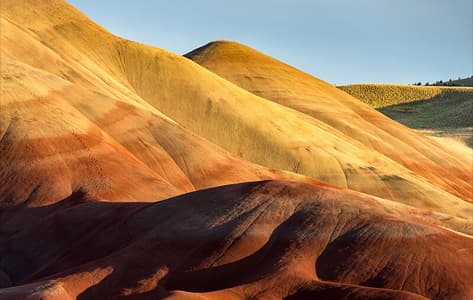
[378, 89, 473, 129]
[338, 84, 460, 108]
[338, 84, 473, 147]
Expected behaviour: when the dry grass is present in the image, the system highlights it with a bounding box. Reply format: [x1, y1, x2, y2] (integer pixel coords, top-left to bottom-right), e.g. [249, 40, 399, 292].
[338, 84, 473, 108]
[338, 84, 473, 148]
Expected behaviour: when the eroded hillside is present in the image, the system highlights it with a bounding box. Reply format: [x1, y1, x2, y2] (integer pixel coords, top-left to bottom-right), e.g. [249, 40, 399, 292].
[0, 1, 472, 299]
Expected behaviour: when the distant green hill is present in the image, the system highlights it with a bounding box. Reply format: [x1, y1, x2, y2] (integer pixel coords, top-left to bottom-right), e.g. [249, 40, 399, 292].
[449, 77, 473, 87]
[338, 84, 473, 147]
[338, 84, 472, 108]
[417, 76, 473, 87]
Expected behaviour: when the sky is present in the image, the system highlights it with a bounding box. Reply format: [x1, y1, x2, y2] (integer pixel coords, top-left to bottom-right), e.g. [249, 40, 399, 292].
[69, 0, 472, 85]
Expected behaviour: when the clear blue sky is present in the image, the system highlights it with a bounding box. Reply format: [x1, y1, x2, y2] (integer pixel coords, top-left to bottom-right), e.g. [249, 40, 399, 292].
[69, 0, 472, 85]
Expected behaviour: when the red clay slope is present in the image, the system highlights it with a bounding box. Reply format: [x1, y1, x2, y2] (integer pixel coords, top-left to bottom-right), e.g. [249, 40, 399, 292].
[0, 181, 471, 300]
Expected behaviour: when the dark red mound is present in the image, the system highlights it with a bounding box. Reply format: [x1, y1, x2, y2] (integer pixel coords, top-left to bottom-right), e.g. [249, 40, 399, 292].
[0, 181, 471, 299]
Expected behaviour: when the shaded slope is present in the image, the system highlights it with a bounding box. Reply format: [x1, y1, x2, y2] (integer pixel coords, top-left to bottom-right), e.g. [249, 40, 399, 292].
[0, 181, 471, 299]
[186, 41, 473, 203]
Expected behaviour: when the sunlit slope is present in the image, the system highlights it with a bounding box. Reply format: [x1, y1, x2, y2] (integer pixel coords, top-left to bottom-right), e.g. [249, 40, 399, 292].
[1, 181, 471, 300]
[1, 57, 309, 208]
[1, 2, 473, 299]
[186, 41, 473, 202]
[1, 0, 471, 218]
[0, 12, 317, 209]
[0, 58, 183, 206]
[80, 44, 473, 212]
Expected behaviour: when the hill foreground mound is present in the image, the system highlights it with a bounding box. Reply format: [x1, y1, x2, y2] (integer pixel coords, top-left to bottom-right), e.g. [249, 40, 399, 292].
[0, 181, 471, 300]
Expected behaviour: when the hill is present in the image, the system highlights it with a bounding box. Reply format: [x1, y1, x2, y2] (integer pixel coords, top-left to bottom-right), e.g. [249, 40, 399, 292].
[421, 76, 473, 87]
[0, 1, 470, 214]
[338, 84, 473, 108]
[1, 181, 472, 300]
[1, 1, 472, 299]
[450, 76, 473, 86]
[0, 2, 322, 210]
[186, 40, 472, 205]
[338, 84, 473, 147]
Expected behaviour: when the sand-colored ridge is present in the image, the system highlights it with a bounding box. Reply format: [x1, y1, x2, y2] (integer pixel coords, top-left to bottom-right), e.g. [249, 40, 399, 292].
[0, 0, 472, 222]
[186, 40, 473, 204]
[0, 2, 324, 209]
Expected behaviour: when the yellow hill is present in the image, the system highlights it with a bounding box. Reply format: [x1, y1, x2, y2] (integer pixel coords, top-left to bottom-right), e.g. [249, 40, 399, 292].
[186, 41, 472, 205]
[0, 6, 317, 208]
[1, 2, 473, 299]
[1, 1, 472, 219]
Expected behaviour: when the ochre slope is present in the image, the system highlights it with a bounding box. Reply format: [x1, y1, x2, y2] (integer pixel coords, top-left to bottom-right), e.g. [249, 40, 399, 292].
[2, 0, 472, 218]
[1, 0, 472, 221]
[186, 41, 473, 203]
[0, 58, 182, 206]
[0, 2, 472, 299]
[0, 16, 317, 210]
[0, 181, 471, 300]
